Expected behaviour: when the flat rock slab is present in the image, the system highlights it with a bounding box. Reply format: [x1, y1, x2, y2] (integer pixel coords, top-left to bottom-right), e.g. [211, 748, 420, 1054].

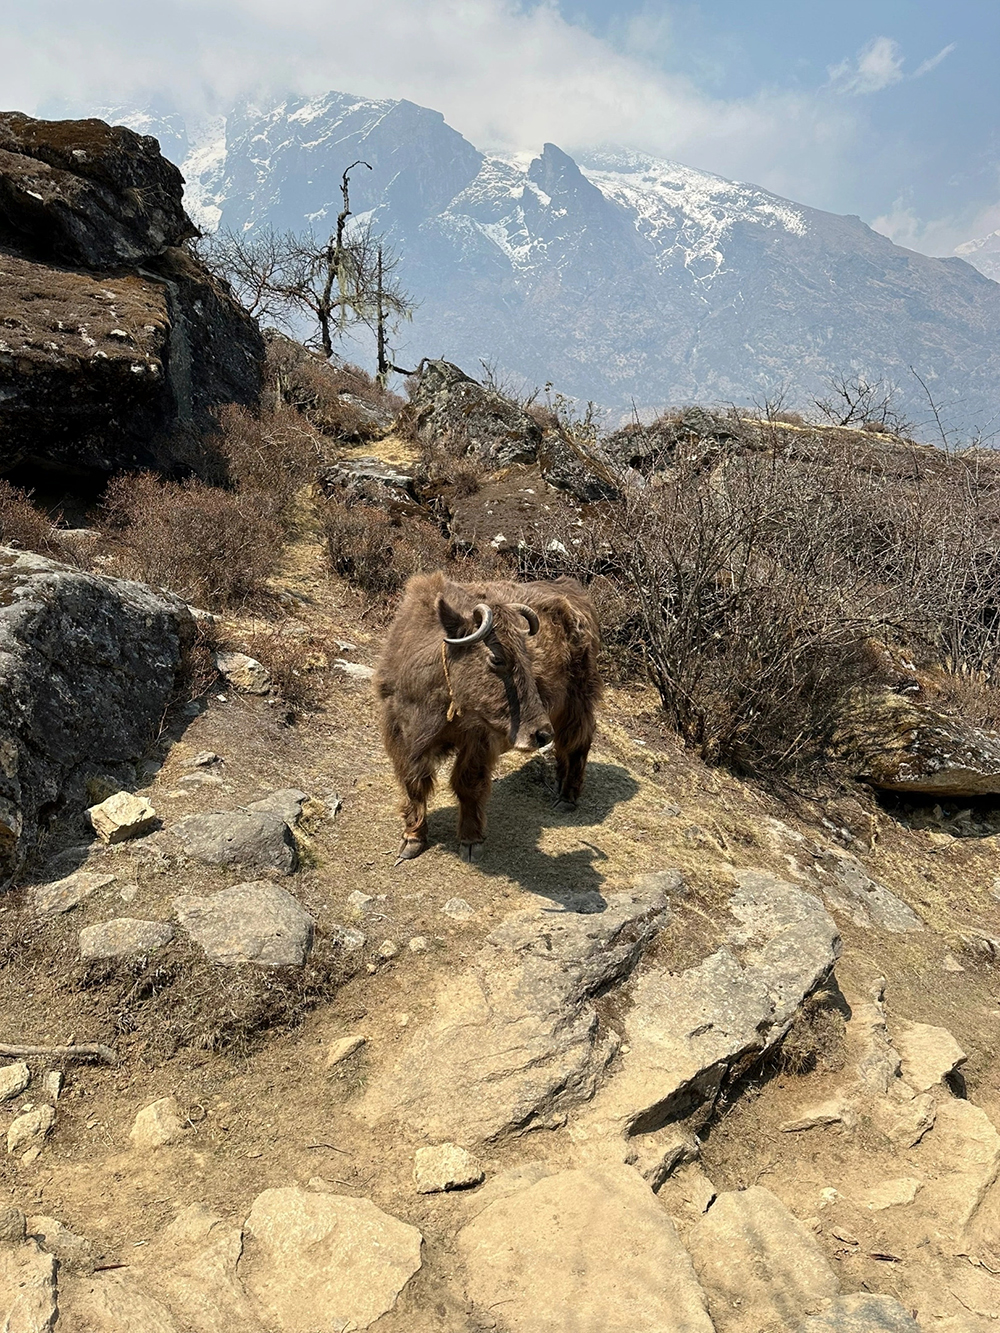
[457, 1165, 714, 1333]
[814, 850, 923, 932]
[357, 877, 674, 1145]
[59, 1269, 182, 1332]
[241, 1186, 421, 1332]
[79, 917, 173, 959]
[246, 789, 308, 827]
[171, 811, 297, 875]
[414, 1143, 484, 1194]
[686, 1186, 840, 1333]
[798, 1294, 921, 1332]
[0, 1241, 57, 1333]
[174, 882, 314, 967]
[575, 871, 840, 1147]
[896, 1021, 967, 1092]
[32, 871, 115, 916]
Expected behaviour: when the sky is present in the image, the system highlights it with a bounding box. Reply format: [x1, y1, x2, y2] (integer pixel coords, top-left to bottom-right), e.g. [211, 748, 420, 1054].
[4, 0, 999, 255]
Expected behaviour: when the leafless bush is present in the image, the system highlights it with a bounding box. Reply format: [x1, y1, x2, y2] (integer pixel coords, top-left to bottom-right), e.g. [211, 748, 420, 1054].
[814, 372, 912, 437]
[100, 473, 284, 611]
[0, 481, 58, 555]
[264, 335, 403, 440]
[241, 624, 334, 713]
[322, 500, 451, 599]
[214, 401, 324, 518]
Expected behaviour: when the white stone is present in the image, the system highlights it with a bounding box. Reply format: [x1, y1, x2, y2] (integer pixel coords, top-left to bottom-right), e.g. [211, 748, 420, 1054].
[414, 1143, 484, 1193]
[347, 890, 374, 914]
[7, 1105, 54, 1156]
[325, 1035, 366, 1069]
[376, 940, 399, 960]
[408, 936, 429, 953]
[130, 1097, 191, 1150]
[87, 792, 157, 844]
[0, 1061, 29, 1101]
[896, 1021, 967, 1092]
[442, 897, 474, 920]
[214, 651, 270, 693]
[334, 659, 374, 680]
[241, 1186, 422, 1331]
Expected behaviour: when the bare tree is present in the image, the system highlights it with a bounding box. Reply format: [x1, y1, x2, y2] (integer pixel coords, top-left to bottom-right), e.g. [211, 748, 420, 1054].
[814, 372, 911, 436]
[198, 228, 292, 323]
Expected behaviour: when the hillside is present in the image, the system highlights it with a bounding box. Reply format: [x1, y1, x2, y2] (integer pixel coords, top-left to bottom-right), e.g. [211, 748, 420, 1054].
[88, 90, 1000, 431]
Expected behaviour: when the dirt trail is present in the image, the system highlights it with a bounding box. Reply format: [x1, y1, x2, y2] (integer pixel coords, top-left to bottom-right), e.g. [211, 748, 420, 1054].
[4, 479, 1000, 1329]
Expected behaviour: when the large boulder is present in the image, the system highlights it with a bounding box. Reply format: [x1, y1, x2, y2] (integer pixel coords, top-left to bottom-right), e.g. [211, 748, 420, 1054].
[0, 548, 193, 885]
[405, 359, 541, 468]
[0, 113, 263, 483]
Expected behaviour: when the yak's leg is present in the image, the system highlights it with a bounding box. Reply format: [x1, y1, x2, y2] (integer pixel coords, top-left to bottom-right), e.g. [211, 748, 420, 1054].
[451, 743, 492, 863]
[551, 702, 596, 812]
[395, 757, 437, 862]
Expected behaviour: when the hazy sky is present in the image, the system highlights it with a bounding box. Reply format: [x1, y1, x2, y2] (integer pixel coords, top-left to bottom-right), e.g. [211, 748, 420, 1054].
[5, 0, 998, 254]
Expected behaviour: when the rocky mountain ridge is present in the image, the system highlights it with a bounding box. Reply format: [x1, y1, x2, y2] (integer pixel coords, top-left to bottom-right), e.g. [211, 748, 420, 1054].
[87, 91, 1000, 431]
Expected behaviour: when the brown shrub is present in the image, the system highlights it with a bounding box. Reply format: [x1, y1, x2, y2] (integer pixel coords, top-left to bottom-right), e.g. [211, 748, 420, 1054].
[214, 402, 325, 517]
[0, 481, 58, 555]
[322, 499, 452, 599]
[100, 472, 284, 611]
[240, 624, 334, 713]
[264, 335, 403, 440]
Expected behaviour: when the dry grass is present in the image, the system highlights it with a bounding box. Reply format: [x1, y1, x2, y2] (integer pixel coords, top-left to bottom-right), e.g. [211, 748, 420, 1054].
[0, 480, 60, 556]
[264, 335, 403, 441]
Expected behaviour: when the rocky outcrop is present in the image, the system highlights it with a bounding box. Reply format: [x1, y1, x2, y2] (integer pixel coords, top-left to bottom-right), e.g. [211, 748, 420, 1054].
[0, 548, 193, 886]
[404, 359, 540, 468]
[0, 113, 263, 483]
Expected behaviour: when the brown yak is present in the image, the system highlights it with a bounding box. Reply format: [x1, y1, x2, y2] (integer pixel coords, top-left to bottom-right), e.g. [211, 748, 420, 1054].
[375, 571, 602, 862]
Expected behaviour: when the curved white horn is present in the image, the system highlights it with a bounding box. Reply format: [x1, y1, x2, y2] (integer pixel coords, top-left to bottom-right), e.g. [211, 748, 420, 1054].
[443, 602, 494, 646]
[510, 603, 540, 636]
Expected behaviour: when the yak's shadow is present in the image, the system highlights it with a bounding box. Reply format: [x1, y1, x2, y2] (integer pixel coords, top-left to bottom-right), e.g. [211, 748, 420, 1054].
[424, 754, 640, 908]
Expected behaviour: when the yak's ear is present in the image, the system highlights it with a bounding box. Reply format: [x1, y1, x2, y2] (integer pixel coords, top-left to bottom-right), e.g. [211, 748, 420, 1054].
[436, 595, 469, 641]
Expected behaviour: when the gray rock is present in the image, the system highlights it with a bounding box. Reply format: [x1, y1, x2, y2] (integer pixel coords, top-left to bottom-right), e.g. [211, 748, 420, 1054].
[184, 751, 222, 769]
[813, 849, 923, 932]
[246, 789, 308, 827]
[407, 359, 541, 468]
[575, 871, 840, 1144]
[171, 811, 297, 875]
[376, 939, 399, 960]
[32, 870, 115, 916]
[330, 924, 367, 952]
[0, 1241, 56, 1332]
[798, 1294, 921, 1332]
[79, 917, 174, 959]
[174, 881, 314, 966]
[414, 1143, 484, 1193]
[241, 1186, 422, 1331]
[0, 549, 192, 886]
[0, 1062, 29, 1101]
[442, 897, 474, 920]
[457, 1165, 714, 1333]
[27, 1214, 94, 1273]
[686, 1186, 840, 1333]
[357, 879, 673, 1144]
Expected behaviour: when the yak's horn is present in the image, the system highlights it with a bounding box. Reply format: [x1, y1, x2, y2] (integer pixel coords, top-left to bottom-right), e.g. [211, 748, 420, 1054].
[443, 602, 494, 645]
[510, 603, 540, 636]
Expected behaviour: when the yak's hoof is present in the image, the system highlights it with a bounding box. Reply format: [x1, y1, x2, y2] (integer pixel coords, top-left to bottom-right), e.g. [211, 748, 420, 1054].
[395, 838, 426, 865]
[459, 841, 484, 864]
[553, 796, 578, 814]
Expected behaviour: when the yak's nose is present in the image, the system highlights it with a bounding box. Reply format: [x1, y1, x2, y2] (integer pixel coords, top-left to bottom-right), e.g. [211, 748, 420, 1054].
[534, 728, 554, 749]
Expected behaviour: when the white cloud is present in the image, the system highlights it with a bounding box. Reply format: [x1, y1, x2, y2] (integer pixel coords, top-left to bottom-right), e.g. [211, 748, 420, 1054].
[829, 36, 905, 95]
[872, 194, 1000, 258]
[913, 43, 957, 79]
[1, 0, 864, 208]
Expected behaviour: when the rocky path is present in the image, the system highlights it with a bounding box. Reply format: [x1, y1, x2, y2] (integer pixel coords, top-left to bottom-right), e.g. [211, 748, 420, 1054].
[2, 519, 1000, 1330]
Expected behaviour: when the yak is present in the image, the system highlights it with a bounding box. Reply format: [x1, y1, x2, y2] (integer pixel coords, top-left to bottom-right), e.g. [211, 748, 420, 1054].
[375, 571, 602, 862]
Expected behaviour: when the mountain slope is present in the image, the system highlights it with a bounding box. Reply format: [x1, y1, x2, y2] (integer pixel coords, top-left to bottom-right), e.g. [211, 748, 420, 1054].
[94, 93, 1000, 428]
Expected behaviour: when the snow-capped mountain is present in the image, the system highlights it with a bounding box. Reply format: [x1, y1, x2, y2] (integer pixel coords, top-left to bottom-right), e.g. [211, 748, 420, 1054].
[89, 92, 1000, 428]
[955, 231, 1000, 285]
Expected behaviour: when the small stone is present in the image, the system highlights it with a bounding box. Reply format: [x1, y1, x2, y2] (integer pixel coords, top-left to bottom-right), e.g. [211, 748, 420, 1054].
[43, 1073, 62, 1101]
[118, 882, 138, 903]
[781, 1097, 855, 1133]
[178, 771, 224, 788]
[442, 897, 474, 920]
[326, 1035, 366, 1068]
[0, 1062, 29, 1101]
[859, 1177, 922, 1210]
[414, 1143, 484, 1193]
[247, 788, 308, 827]
[130, 1096, 191, 1149]
[347, 890, 375, 914]
[377, 940, 399, 960]
[7, 1104, 54, 1156]
[87, 792, 157, 844]
[0, 1207, 25, 1244]
[331, 924, 367, 951]
[27, 1214, 94, 1272]
[941, 952, 965, 972]
[214, 650, 270, 693]
[79, 918, 174, 959]
[896, 1021, 967, 1092]
[408, 936, 429, 953]
[32, 871, 115, 916]
[184, 751, 222, 768]
[334, 659, 374, 680]
[174, 881, 314, 967]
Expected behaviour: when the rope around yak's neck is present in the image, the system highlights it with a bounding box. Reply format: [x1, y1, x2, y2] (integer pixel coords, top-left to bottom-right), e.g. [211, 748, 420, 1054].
[441, 641, 461, 721]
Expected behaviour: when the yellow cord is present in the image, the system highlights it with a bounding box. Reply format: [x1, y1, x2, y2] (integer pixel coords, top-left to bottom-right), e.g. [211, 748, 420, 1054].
[441, 641, 460, 721]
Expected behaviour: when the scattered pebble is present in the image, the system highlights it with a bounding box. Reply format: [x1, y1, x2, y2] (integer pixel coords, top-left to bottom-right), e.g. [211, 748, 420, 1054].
[0, 1063, 29, 1102]
[442, 897, 474, 921]
[331, 925, 367, 951]
[414, 1143, 484, 1194]
[130, 1097, 191, 1150]
[408, 936, 429, 953]
[347, 891, 375, 914]
[377, 940, 399, 960]
[325, 1035, 366, 1069]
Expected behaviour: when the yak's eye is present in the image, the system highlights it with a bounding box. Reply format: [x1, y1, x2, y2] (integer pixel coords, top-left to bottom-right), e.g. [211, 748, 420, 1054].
[489, 652, 508, 673]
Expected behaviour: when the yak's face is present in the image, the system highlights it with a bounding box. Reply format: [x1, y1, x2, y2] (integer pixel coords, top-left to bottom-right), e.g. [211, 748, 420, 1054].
[437, 595, 553, 751]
